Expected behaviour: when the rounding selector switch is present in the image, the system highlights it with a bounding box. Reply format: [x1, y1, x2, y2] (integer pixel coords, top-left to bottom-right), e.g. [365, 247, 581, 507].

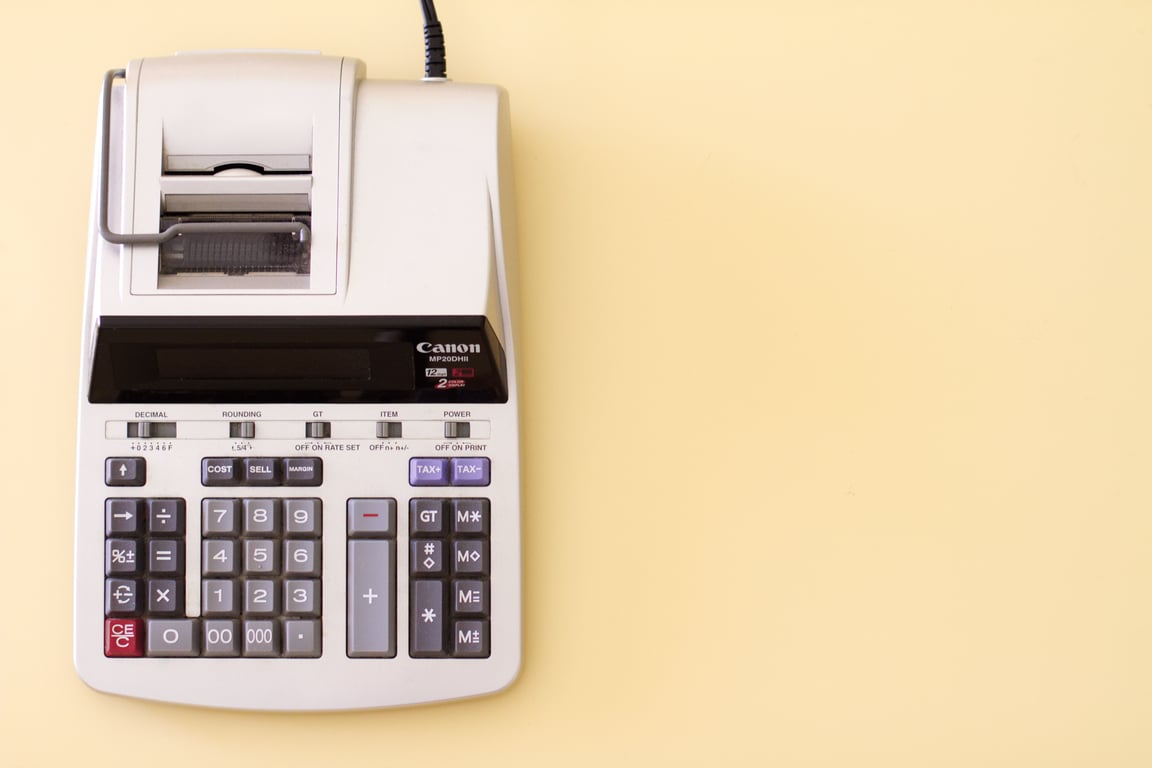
[229, 421, 256, 439]
[444, 421, 471, 439]
[305, 421, 331, 439]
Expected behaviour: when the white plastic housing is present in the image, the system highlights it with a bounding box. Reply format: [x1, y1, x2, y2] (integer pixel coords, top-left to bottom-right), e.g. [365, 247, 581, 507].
[74, 53, 521, 710]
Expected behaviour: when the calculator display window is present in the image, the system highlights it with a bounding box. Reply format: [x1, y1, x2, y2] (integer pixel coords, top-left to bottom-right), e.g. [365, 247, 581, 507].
[89, 316, 507, 404]
[155, 348, 375, 381]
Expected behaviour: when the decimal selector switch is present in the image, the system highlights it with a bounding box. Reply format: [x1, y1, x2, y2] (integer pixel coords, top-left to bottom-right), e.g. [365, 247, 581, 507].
[127, 421, 177, 439]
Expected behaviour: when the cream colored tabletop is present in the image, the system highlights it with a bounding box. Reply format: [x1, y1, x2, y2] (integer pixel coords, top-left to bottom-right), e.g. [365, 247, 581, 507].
[3, 1, 1151, 765]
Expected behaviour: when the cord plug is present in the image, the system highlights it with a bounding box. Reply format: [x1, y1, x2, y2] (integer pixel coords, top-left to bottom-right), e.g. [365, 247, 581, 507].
[421, 0, 447, 78]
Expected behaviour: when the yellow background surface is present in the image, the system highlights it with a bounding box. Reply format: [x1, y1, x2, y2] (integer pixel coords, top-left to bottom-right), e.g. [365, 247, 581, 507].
[2, 1, 1151, 764]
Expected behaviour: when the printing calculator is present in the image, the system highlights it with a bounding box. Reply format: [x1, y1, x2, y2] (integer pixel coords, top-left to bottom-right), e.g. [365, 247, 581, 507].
[72, 52, 522, 709]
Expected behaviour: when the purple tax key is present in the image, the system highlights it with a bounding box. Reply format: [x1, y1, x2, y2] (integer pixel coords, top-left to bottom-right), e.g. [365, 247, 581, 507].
[409, 458, 449, 486]
[450, 457, 490, 487]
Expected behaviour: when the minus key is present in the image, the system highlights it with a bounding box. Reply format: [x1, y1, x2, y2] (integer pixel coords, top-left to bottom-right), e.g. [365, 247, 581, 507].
[347, 498, 397, 538]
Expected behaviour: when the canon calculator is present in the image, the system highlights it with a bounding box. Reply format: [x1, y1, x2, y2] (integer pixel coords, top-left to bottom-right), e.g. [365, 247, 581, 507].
[73, 52, 522, 709]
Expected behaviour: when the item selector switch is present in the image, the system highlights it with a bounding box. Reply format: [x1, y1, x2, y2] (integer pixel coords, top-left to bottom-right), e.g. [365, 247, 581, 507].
[376, 421, 403, 439]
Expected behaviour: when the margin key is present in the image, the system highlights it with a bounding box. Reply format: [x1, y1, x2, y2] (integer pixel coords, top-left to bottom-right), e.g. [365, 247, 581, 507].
[347, 540, 395, 658]
[284, 457, 323, 487]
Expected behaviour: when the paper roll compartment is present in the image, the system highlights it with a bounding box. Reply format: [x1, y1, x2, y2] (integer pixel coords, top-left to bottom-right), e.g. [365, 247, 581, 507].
[158, 214, 311, 275]
[156, 171, 312, 276]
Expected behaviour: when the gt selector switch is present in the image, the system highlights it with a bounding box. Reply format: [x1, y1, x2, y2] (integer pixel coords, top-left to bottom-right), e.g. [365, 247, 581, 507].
[305, 421, 331, 439]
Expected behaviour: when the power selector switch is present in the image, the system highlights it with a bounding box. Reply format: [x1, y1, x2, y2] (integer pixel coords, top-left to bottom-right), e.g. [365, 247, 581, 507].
[127, 421, 177, 439]
[444, 422, 471, 439]
[305, 422, 331, 439]
[376, 422, 403, 439]
[230, 421, 256, 439]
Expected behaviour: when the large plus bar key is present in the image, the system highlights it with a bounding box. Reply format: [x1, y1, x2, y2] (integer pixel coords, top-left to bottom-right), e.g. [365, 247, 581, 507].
[347, 540, 396, 657]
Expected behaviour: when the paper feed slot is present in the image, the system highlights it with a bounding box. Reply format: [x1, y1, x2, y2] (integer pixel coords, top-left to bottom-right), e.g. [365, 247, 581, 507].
[160, 174, 312, 214]
[163, 154, 311, 174]
[157, 172, 313, 276]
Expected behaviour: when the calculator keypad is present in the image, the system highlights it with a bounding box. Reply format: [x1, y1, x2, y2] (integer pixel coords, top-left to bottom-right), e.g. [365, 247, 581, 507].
[104, 495, 190, 657]
[203, 497, 323, 657]
[101, 492, 322, 658]
[101, 454, 496, 662]
[408, 497, 492, 658]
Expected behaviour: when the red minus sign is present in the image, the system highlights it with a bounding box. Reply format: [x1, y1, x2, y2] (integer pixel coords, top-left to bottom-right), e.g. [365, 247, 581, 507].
[363, 513, 379, 518]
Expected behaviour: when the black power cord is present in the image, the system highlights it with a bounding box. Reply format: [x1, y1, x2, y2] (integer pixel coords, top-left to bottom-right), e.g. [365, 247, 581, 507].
[421, 0, 447, 78]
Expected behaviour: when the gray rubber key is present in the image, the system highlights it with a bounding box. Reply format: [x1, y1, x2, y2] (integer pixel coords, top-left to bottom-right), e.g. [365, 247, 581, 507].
[451, 498, 490, 535]
[147, 498, 185, 535]
[105, 499, 143, 536]
[243, 619, 280, 657]
[105, 539, 140, 576]
[409, 498, 446, 534]
[202, 619, 241, 657]
[202, 539, 238, 576]
[284, 498, 322, 537]
[244, 580, 279, 616]
[284, 579, 320, 616]
[284, 540, 320, 576]
[411, 539, 444, 575]
[452, 540, 488, 576]
[105, 578, 140, 616]
[453, 620, 490, 658]
[146, 619, 199, 657]
[410, 579, 445, 657]
[346, 539, 395, 657]
[347, 498, 396, 537]
[283, 619, 322, 658]
[202, 579, 238, 616]
[453, 579, 489, 616]
[202, 499, 240, 536]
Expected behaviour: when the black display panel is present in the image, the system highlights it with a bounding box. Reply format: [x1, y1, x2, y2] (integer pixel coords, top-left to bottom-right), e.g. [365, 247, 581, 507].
[155, 348, 373, 381]
[89, 316, 508, 404]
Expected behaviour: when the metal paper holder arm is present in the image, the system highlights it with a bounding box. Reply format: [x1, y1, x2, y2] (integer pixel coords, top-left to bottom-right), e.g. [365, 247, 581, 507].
[98, 69, 312, 246]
